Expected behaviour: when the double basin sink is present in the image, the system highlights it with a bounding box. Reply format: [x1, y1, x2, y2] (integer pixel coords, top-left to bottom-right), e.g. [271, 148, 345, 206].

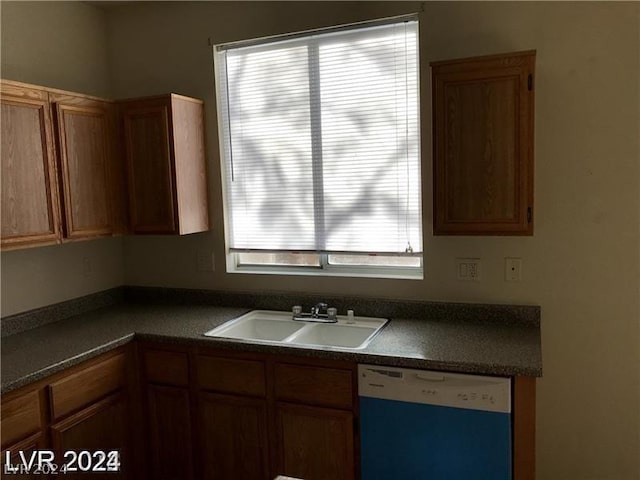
[204, 310, 388, 350]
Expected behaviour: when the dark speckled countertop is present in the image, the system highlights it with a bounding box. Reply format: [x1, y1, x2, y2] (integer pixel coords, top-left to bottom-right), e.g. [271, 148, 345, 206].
[1, 288, 542, 393]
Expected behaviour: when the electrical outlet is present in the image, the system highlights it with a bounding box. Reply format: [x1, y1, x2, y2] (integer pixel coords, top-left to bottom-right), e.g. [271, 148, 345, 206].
[197, 250, 215, 272]
[456, 258, 481, 281]
[505, 257, 522, 282]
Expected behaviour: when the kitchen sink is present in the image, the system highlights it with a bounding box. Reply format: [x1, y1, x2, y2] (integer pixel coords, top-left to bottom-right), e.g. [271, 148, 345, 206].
[206, 315, 307, 342]
[204, 310, 388, 350]
[288, 323, 379, 349]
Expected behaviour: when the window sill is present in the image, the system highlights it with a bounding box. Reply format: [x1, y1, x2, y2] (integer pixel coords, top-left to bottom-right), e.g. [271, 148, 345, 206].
[227, 264, 423, 280]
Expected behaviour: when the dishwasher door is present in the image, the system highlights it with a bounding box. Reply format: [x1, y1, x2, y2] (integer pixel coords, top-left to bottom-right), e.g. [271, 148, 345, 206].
[358, 365, 512, 480]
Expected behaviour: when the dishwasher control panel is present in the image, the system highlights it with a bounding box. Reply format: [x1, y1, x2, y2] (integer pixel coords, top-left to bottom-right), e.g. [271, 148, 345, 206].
[358, 365, 511, 413]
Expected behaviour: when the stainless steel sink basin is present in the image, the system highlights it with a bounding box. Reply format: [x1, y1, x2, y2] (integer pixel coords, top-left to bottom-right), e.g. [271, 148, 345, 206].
[204, 310, 388, 350]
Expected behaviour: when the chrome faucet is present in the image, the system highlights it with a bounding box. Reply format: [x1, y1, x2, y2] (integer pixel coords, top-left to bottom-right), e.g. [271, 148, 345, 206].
[292, 303, 338, 323]
[311, 302, 328, 318]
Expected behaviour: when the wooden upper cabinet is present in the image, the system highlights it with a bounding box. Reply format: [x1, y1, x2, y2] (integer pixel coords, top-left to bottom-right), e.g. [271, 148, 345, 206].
[1, 79, 130, 251]
[432, 51, 535, 235]
[1, 82, 61, 250]
[121, 94, 209, 235]
[50, 93, 114, 239]
[1, 80, 209, 249]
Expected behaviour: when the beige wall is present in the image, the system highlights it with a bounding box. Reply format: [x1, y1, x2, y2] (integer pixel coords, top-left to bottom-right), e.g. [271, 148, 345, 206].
[106, 2, 640, 479]
[0, 1, 125, 316]
[1, 238, 125, 316]
[0, 1, 637, 478]
[1, 1, 112, 97]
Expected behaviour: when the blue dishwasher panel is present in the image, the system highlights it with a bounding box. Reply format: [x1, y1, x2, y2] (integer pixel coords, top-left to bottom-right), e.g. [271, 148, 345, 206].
[358, 365, 512, 480]
[360, 397, 511, 480]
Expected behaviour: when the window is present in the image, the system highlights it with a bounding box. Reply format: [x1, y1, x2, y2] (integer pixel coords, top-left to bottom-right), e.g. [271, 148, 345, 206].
[215, 17, 422, 278]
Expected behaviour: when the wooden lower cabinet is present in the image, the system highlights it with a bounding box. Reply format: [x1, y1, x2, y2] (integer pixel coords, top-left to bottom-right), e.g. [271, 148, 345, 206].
[2, 342, 536, 480]
[1, 432, 46, 479]
[0, 347, 133, 479]
[275, 403, 355, 480]
[50, 393, 128, 479]
[199, 392, 269, 480]
[190, 351, 358, 480]
[145, 384, 193, 480]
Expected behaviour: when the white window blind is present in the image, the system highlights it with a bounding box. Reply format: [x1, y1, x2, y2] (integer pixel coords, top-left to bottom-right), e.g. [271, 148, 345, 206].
[216, 18, 421, 256]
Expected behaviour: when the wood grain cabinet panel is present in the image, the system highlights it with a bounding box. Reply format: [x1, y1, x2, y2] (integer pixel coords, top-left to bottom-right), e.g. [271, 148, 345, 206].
[0, 390, 42, 449]
[432, 51, 535, 235]
[51, 96, 113, 239]
[1, 432, 45, 479]
[143, 349, 189, 387]
[197, 355, 266, 397]
[123, 104, 175, 233]
[121, 94, 209, 235]
[145, 384, 194, 480]
[275, 403, 355, 480]
[49, 353, 126, 421]
[1, 84, 60, 250]
[199, 392, 269, 480]
[50, 393, 128, 479]
[275, 363, 353, 409]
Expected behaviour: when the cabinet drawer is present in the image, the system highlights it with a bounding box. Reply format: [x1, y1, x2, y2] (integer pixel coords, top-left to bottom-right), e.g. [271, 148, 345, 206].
[49, 353, 126, 420]
[144, 349, 189, 387]
[197, 356, 266, 397]
[275, 363, 353, 409]
[1, 390, 41, 448]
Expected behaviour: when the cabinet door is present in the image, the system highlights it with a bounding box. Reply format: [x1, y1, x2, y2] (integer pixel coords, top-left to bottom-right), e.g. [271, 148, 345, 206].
[1, 390, 42, 450]
[1, 86, 60, 249]
[123, 104, 176, 233]
[170, 95, 209, 235]
[1, 432, 45, 479]
[146, 384, 193, 480]
[275, 403, 355, 480]
[50, 393, 128, 479]
[52, 98, 112, 238]
[199, 392, 269, 480]
[432, 51, 535, 235]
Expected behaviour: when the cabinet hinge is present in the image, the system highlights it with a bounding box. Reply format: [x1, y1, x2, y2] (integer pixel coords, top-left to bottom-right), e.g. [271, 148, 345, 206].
[527, 207, 532, 223]
[527, 74, 533, 91]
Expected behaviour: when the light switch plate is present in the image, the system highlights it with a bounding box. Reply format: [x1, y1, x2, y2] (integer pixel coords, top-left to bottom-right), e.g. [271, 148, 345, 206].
[456, 258, 481, 281]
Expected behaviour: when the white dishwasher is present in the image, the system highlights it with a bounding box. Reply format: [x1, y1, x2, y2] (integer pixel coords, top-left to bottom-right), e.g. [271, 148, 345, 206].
[358, 364, 512, 480]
